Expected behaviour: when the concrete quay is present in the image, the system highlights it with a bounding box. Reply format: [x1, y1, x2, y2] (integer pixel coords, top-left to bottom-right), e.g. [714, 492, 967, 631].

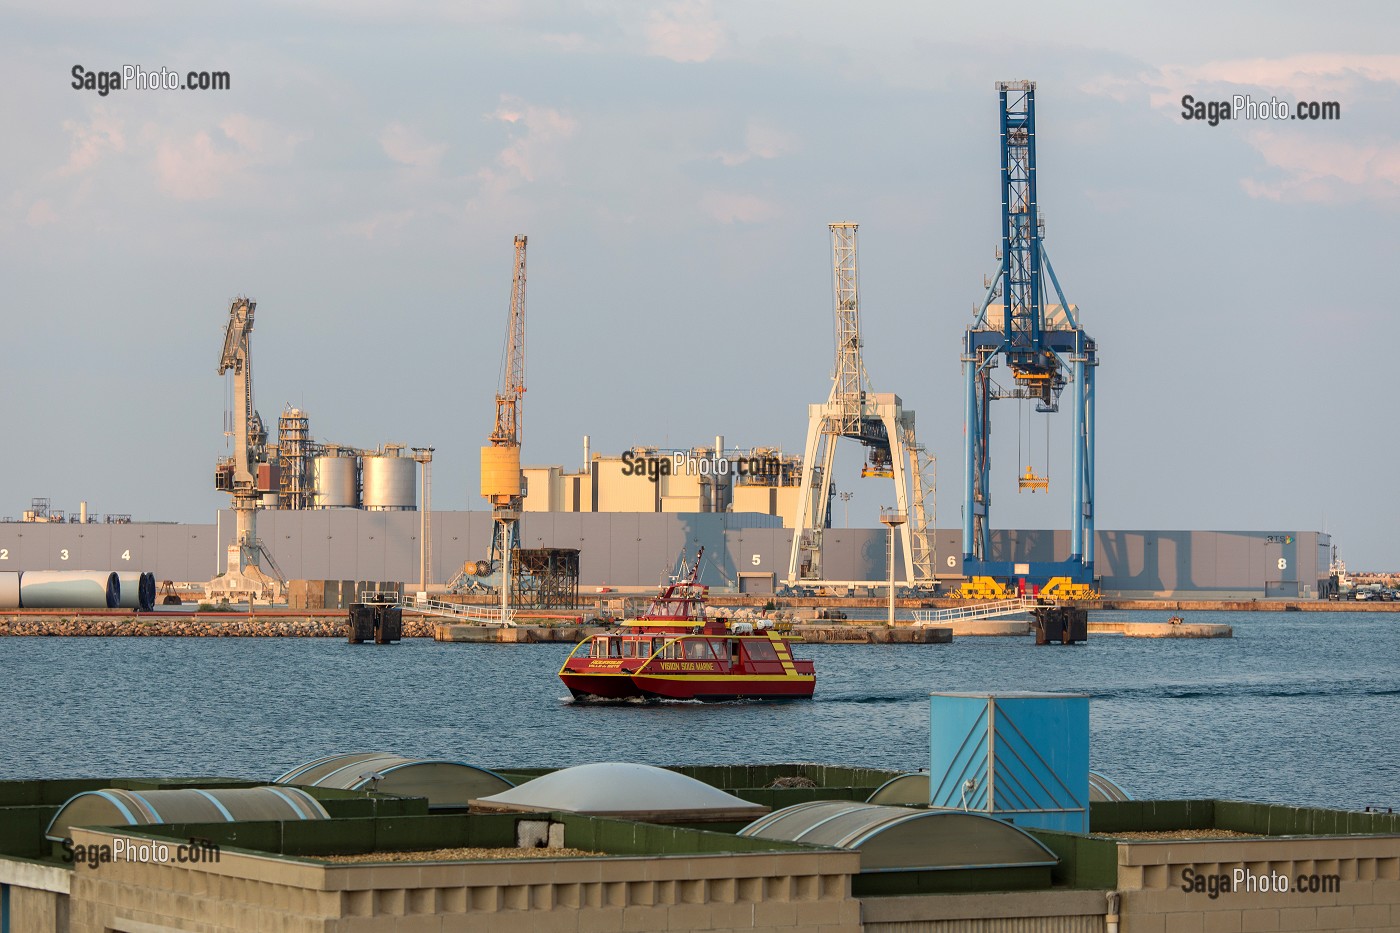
[0, 609, 435, 638]
[433, 623, 590, 643]
[1088, 620, 1233, 637]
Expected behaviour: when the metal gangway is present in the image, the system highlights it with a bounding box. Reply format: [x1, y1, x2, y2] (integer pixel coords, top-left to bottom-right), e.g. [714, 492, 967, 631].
[911, 597, 1050, 626]
[404, 597, 516, 627]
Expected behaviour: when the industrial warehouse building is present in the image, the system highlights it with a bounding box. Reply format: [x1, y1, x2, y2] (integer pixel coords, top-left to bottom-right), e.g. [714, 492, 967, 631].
[2, 761, 1397, 933]
[0, 512, 1334, 599]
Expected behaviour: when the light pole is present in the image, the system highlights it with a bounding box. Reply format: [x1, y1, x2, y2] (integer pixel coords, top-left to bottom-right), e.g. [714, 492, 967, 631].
[879, 509, 907, 627]
[839, 492, 853, 528]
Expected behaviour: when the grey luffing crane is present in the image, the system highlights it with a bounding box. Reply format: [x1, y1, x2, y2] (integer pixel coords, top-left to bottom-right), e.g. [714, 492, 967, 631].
[213, 296, 282, 600]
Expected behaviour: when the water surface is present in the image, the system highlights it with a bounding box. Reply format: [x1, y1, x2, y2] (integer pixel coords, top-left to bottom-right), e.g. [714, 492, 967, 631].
[2, 610, 1395, 809]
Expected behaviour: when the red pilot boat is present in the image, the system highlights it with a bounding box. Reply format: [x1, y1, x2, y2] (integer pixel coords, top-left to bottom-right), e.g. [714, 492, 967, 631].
[559, 548, 815, 702]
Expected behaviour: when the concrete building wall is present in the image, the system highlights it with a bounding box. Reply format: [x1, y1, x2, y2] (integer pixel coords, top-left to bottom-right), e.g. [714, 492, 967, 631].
[63, 826, 862, 933]
[1115, 833, 1400, 933]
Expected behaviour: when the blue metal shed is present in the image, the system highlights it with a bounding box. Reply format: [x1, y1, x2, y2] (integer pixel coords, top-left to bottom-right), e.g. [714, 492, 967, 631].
[928, 692, 1089, 833]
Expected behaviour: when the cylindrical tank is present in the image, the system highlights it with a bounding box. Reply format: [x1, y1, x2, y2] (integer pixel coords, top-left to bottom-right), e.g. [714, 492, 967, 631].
[20, 571, 119, 609]
[0, 571, 20, 609]
[361, 454, 417, 511]
[314, 455, 360, 508]
[260, 492, 280, 508]
[116, 571, 157, 612]
[480, 446, 522, 498]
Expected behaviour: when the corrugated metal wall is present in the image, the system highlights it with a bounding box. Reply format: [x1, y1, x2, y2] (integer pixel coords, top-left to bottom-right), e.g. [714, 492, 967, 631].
[0, 516, 1331, 597]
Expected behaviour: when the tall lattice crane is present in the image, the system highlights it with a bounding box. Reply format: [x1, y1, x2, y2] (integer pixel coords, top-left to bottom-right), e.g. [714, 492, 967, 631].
[786, 223, 936, 591]
[213, 297, 282, 598]
[480, 236, 528, 616]
[962, 81, 1098, 597]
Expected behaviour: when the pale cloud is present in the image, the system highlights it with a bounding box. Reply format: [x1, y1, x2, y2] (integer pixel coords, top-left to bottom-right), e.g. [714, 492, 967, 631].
[477, 96, 578, 199]
[699, 190, 778, 224]
[540, 32, 593, 53]
[1085, 54, 1400, 207]
[55, 109, 125, 178]
[714, 120, 798, 167]
[1154, 54, 1400, 107]
[1241, 131, 1400, 204]
[644, 0, 727, 63]
[1085, 53, 1400, 115]
[380, 122, 447, 169]
[343, 208, 418, 240]
[25, 200, 58, 227]
[152, 114, 308, 201]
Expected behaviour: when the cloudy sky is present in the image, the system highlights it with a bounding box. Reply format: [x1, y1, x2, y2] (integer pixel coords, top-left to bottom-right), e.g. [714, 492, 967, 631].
[3, 1, 1398, 566]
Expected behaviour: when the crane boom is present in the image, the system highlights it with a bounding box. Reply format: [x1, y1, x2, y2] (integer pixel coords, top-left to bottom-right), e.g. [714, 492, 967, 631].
[491, 235, 527, 447]
[219, 298, 257, 485]
[213, 296, 280, 599]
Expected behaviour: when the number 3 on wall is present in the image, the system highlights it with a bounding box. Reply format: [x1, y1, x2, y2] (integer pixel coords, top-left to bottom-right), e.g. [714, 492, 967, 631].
[60, 549, 69, 561]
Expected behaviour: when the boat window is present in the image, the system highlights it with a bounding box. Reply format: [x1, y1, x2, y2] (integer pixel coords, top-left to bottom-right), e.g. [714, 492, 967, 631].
[710, 639, 729, 662]
[683, 639, 716, 660]
[661, 639, 681, 660]
[608, 638, 622, 658]
[622, 639, 634, 658]
[590, 637, 607, 658]
[651, 638, 666, 656]
[744, 639, 779, 661]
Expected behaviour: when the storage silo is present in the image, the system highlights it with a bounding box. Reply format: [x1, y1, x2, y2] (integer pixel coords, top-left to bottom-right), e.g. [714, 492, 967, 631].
[361, 447, 417, 511]
[314, 451, 360, 508]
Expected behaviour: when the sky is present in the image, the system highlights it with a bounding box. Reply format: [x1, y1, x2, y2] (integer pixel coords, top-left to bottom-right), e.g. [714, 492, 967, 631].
[3, 1, 1398, 567]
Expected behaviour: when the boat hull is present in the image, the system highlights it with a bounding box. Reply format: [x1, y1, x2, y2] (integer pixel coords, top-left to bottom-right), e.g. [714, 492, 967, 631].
[559, 672, 645, 700]
[561, 669, 814, 702]
[631, 673, 814, 701]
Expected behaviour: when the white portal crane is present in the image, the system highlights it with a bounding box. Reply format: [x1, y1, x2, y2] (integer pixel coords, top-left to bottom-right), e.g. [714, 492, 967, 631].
[786, 223, 937, 591]
[214, 297, 282, 600]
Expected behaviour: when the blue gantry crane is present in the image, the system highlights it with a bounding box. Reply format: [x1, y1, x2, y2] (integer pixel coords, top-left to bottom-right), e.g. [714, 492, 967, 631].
[961, 81, 1098, 599]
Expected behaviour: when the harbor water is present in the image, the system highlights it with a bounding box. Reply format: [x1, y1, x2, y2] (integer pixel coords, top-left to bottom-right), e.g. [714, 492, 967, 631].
[2, 610, 1395, 809]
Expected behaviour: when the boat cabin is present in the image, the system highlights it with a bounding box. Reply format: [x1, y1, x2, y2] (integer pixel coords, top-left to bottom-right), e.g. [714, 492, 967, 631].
[581, 631, 785, 668]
